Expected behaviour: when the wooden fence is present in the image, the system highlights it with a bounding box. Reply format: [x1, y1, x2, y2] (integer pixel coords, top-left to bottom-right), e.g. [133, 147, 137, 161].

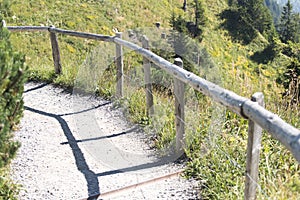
[6, 24, 300, 200]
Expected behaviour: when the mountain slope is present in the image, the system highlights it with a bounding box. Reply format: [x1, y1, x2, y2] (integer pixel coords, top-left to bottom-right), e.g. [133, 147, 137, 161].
[6, 0, 300, 199]
[7, 0, 183, 83]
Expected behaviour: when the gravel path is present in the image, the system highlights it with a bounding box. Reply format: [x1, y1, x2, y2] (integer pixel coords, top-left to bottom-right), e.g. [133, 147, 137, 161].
[11, 82, 200, 200]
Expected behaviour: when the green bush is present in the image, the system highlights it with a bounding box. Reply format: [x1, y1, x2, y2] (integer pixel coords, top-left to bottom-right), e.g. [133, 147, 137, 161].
[276, 42, 300, 104]
[0, 0, 12, 17]
[0, 16, 27, 199]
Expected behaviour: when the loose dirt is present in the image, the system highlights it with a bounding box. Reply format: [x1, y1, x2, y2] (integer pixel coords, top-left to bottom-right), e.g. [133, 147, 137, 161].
[11, 82, 200, 200]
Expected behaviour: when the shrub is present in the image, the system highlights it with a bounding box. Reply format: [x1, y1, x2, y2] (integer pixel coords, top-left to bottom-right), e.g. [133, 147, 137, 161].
[0, 16, 27, 199]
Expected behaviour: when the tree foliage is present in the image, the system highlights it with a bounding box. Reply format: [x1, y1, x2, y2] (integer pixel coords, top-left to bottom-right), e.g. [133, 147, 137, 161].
[275, 1, 300, 103]
[220, 0, 275, 44]
[0, 15, 27, 199]
[276, 0, 300, 13]
[170, 0, 206, 42]
[168, 0, 207, 73]
[169, 0, 206, 54]
[265, 0, 282, 24]
[277, 42, 300, 104]
[277, 0, 300, 43]
[237, 0, 275, 38]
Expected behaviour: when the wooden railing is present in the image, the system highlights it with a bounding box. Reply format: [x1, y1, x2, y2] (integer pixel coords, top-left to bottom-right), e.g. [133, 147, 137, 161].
[6, 24, 300, 200]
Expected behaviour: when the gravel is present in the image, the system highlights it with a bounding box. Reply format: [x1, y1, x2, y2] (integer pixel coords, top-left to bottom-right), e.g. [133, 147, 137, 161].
[11, 82, 200, 200]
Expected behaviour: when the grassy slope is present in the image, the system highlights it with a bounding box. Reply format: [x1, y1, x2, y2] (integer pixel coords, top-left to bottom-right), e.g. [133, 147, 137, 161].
[6, 0, 300, 199]
[190, 0, 300, 199]
[7, 0, 182, 84]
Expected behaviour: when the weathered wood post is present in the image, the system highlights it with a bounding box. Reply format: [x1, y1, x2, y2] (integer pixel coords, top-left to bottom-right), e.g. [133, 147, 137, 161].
[49, 26, 62, 75]
[115, 32, 124, 98]
[142, 35, 154, 116]
[2, 20, 6, 27]
[183, 0, 187, 11]
[174, 58, 185, 152]
[244, 92, 264, 200]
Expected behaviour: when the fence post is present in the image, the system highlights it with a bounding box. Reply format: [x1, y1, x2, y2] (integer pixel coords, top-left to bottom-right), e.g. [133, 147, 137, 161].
[174, 58, 185, 152]
[49, 26, 62, 75]
[2, 20, 6, 27]
[142, 35, 154, 116]
[115, 32, 124, 98]
[244, 92, 264, 200]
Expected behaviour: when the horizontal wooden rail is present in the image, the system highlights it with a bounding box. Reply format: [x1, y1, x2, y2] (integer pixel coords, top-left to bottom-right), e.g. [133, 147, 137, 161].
[7, 26, 49, 32]
[48, 27, 114, 42]
[7, 26, 114, 42]
[7, 25, 300, 163]
[243, 100, 300, 158]
[112, 35, 300, 163]
[112, 37, 247, 114]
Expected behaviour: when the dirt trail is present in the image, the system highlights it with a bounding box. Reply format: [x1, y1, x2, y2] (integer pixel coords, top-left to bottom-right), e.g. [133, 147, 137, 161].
[11, 82, 200, 200]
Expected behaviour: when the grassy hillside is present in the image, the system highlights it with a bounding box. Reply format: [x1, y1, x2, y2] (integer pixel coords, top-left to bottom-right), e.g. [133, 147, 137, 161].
[185, 1, 300, 199]
[6, 0, 183, 84]
[5, 0, 300, 199]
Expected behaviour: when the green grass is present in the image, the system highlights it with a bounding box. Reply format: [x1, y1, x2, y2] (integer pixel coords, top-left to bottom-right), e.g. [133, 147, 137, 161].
[0, 168, 20, 199]
[5, 0, 300, 199]
[7, 0, 182, 87]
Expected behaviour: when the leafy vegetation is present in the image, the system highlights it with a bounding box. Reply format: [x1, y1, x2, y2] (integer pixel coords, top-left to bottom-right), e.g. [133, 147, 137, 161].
[276, 42, 300, 104]
[276, 0, 300, 13]
[274, 1, 300, 104]
[171, 0, 206, 41]
[0, 14, 27, 199]
[265, 0, 282, 24]
[277, 0, 300, 43]
[3, 0, 300, 199]
[220, 0, 275, 44]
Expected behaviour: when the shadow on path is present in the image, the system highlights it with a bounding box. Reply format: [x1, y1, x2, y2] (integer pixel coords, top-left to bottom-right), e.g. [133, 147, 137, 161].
[60, 102, 111, 117]
[24, 82, 49, 93]
[60, 126, 139, 145]
[25, 105, 103, 199]
[95, 155, 182, 177]
[23, 83, 185, 199]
